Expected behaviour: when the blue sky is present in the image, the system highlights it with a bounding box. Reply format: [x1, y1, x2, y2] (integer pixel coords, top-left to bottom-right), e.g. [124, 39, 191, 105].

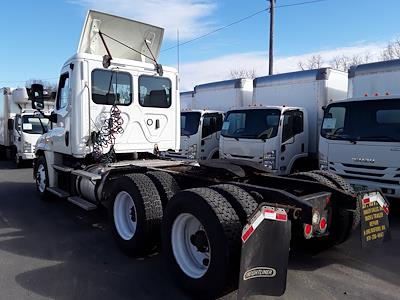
[0, 0, 399, 90]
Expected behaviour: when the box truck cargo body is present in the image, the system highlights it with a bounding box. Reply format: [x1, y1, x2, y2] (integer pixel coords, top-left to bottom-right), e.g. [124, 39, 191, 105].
[0, 87, 53, 165]
[320, 59, 400, 200]
[166, 79, 252, 160]
[220, 68, 348, 175]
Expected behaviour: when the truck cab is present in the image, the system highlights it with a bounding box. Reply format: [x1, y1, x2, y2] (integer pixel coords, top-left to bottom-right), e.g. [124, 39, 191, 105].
[165, 109, 223, 160]
[220, 106, 307, 174]
[13, 110, 50, 164]
[220, 69, 348, 175]
[32, 10, 179, 187]
[320, 59, 400, 200]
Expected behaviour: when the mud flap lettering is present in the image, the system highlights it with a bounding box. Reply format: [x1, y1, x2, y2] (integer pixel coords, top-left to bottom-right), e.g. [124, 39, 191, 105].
[360, 191, 390, 248]
[238, 206, 291, 298]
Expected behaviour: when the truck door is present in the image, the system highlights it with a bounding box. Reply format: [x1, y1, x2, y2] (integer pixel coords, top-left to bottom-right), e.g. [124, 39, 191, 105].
[280, 110, 305, 173]
[200, 113, 223, 159]
[52, 71, 72, 154]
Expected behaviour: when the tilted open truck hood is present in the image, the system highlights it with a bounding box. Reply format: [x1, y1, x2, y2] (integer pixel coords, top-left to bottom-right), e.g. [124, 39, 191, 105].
[78, 10, 164, 63]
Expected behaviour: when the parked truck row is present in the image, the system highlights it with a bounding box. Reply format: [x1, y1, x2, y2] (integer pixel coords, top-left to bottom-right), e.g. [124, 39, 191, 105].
[174, 62, 400, 202]
[23, 10, 390, 299]
[0, 87, 53, 166]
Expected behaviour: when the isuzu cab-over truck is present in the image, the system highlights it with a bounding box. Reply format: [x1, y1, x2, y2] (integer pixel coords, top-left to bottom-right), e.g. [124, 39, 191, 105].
[165, 79, 252, 160]
[220, 68, 348, 175]
[30, 11, 387, 299]
[320, 59, 400, 201]
[0, 87, 53, 166]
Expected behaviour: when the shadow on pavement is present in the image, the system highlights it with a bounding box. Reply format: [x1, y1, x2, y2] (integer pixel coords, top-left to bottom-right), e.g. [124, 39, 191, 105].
[0, 181, 189, 300]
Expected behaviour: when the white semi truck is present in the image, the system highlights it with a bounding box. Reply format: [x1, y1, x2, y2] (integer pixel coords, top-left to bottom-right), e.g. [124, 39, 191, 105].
[166, 79, 252, 160]
[0, 87, 53, 166]
[30, 10, 381, 299]
[320, 59, 400, 201]
[220, 68, 348, 175]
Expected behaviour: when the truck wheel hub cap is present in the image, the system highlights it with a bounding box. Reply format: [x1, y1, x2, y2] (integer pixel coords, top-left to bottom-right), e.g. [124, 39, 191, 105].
[114, 191, 137, 240]
[171, 213, 211, 279]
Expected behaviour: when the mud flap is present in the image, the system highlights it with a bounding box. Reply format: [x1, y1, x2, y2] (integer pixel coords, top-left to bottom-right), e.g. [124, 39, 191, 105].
[360, 191, 390, 248]
[238, 206, 291, 299]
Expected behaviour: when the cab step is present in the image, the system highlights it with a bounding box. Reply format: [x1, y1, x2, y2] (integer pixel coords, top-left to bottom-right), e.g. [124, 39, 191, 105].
[67, 196, 97, 211]
[52, 164, 73, 173]
[47, 187, 70, 198]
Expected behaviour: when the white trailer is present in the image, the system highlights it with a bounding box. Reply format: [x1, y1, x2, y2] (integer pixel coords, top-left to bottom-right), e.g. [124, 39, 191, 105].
[180, 91, 194, 110]
[166, 79, 252, 160]
[0, 87, 53, 166]
[29, 11, 369, 299]
[220, 68, 348, 175]
[320, 59, 400, 200]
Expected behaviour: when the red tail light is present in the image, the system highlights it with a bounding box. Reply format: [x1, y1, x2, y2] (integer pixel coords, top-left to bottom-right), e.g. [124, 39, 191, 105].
[303, 224, 313, 239]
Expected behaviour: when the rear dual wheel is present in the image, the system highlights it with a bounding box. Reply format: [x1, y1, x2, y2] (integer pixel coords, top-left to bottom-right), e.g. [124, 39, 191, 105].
[162, 185, 258, 298]
[109, 171, 179, 256]
[109, 173, 163, 256]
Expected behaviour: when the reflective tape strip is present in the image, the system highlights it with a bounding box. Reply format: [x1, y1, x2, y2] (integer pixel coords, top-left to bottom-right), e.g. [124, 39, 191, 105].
[363, 192, 389, 215]
[242, 206, 288, 243]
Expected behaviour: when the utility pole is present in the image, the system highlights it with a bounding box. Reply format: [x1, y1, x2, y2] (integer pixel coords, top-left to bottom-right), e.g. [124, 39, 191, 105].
[268, 0, 275, 75]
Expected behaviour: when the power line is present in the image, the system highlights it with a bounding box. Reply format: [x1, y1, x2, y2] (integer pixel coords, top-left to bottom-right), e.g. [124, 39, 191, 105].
[161, 8, 268, 52]
[161, 0, 327, 52]
[0, 77, 59, 84]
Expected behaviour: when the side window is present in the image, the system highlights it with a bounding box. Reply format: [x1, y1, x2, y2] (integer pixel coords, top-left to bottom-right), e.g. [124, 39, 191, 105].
[91, 69, 132, 105]
[139, 75, 172, 108]
[282, 111, 304, 143]
[202, 114, 223, 138]
[57, 73, 70, 110]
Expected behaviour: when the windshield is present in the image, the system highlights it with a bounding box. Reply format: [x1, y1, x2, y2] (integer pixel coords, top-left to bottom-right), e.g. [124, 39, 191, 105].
[321, 99, 400, 142]
[221, 109, 280, 139]
[181, 112, 201, 136]
[21, 115, 49, 134]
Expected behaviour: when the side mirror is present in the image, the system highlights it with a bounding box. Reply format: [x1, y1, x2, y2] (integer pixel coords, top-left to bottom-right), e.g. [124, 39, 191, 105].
[7, 119, 14, 130]
[30, 84, 45, 110]
[49, 112, 58, 123]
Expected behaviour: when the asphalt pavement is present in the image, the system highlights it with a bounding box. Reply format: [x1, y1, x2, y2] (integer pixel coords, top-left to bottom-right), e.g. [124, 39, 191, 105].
[0, 160, 399, 300]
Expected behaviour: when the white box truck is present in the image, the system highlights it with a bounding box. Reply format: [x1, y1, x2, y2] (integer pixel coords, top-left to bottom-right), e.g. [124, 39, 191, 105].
[320, 59, 400, 201]
[166, 78, 252, 160]
[29, 11, 373, 299]
[0, 87, 53, 166]
[220, 68, 348, 175]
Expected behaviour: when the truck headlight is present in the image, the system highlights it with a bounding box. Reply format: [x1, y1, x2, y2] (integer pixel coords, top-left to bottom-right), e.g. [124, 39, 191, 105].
[187, 144, 197, 159]
[263, 150, 276, 169]
[23, 142, 32, 153]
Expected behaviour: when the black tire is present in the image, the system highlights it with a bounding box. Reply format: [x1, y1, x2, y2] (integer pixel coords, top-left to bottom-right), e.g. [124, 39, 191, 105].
[210, 184, 258, 225]
[108, 173, 163, 256]
[311, 170, 360, 229]
[14, 152, 23, 168]
[162, 188, 242, 299]
[290, 171, 353, 246]
[146, 171, 180, 207]
[35, 155, 51, 200]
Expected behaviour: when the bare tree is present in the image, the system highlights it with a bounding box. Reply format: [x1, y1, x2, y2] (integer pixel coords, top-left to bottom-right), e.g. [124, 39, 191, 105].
[381, 39, 400, 60]
[298, 55, 324, 70]
[229, 68, 257, 79]
[26, 79, 57, 93]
